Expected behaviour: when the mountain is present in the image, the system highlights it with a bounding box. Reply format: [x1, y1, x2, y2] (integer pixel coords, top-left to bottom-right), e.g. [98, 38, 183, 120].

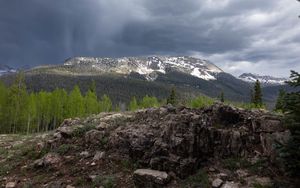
[1, 56, 286, 108]
[30, 56, 223, 81]
[239, 73, 289, 86]
[0, 64, 16, 76]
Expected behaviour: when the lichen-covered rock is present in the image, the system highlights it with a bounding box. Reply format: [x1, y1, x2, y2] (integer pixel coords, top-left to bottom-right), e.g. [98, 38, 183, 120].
[133, 169, 170, 188]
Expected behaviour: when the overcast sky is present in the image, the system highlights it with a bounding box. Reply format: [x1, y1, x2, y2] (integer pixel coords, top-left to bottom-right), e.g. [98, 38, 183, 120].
[0, 0, 299, 77]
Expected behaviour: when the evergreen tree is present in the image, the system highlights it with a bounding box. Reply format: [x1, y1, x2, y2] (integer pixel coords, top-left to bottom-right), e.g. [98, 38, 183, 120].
[167, 87, 177, 106]
[129, 96, 139, 111]
[278, 71, 300, 177]
[275, 89, 286, 111]
[253, 80, 263, 107]
[220, 91, 225, 103]
[89, 80, 97, 93]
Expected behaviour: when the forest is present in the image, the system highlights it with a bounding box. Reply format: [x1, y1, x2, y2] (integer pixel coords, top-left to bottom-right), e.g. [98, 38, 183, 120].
[0, 73, 164, 134]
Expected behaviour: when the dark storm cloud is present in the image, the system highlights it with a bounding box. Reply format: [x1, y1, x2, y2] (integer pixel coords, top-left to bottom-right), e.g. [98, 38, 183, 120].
[0, 0, 299, 76]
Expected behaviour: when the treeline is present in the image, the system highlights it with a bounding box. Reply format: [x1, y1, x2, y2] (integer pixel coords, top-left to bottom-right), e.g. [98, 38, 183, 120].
[0, 73, 165, 134]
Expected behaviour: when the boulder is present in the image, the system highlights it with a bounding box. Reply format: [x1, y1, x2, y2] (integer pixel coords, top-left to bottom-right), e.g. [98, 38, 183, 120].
[33, 153, 61, 168]
[133, 169, 170, 187]
[212, 178, 223, 188]
[93, 151, 106, 161]
[5, 182, 17, 188]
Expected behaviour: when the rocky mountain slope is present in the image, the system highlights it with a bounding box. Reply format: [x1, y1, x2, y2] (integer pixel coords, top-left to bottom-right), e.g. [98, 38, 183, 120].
[0, 56, 289, 108]
[49, 56, 223, 81]
[239, 73, 289, 87]
[0, 104, 294, 187]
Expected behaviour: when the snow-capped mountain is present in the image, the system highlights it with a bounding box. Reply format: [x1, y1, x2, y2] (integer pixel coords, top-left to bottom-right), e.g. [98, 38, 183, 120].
[239, 73, 289, 86]
[0, 64, 16, 76]
[62, 56, 223, 81]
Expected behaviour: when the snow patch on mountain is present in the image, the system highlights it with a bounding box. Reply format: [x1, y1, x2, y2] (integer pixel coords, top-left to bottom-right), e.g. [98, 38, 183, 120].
[63, 56, 223, 81]
[0, 64, 16, 76]
[239, 73, 289, 86]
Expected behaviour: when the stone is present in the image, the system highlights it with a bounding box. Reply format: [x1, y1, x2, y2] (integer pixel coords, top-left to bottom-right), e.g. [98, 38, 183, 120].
[212, 178, 223, 188]
[66, 185, 75, 188]
[96, 122, 109, 131]
[34, 153, 61, 168]
[236, 169, 248, 178]
[133, 169, 170, 187]
[5, 182, 17, 188]
[85, 130, 105, 143]
[221, 181, 239, 188]
[57, 126, 74, 137]
[93, 151, 105, 161]
[80, 151, 90, 158]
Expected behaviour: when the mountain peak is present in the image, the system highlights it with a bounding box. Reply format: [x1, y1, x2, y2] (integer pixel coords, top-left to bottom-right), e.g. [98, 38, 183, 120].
[239, 73, 289, 86]
[63, 56, 223, 81]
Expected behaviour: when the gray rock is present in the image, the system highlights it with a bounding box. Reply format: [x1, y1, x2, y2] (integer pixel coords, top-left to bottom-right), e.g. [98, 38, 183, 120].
[93, 151, 105, 161]
[221, 181, 239, 188]
[5, 182, 17, 188]
[80, 151, 90, 158]
[33, 153, 61, 168]
[133, 169, 170, 187]
[85, 130, 105, 143]
[212, 178, 223, 188]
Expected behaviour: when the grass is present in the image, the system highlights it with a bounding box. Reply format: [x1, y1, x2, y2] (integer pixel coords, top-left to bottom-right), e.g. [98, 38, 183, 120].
[56, 144, 73, 155]
[72, 124, 96, 137]
[182, 169, 210, 188]
[189, 95, 215, 109]
[91, 175, 116, 188]
[223, 157, 252, 171]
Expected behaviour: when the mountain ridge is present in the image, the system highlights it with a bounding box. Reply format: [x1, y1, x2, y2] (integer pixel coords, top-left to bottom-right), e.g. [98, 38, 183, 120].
[239, 72, 289, 86]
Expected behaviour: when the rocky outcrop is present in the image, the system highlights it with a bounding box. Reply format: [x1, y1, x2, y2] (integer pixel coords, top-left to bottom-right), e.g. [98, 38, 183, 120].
[108, 104, 289, 178]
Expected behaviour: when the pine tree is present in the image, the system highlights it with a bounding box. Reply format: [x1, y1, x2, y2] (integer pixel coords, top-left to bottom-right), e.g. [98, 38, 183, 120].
[167, 87, 177, 106]
[278, 71, 300, 177]
[220, 91, 225, 103]
[129, 96, 139, 111]
[253, 80, 263, 107]
[89, 80, 97, 93]
[275, 89, 286, 111]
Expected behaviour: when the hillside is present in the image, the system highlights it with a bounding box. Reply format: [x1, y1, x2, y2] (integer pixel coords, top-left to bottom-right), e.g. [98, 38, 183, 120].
[0, 104, 294, 187]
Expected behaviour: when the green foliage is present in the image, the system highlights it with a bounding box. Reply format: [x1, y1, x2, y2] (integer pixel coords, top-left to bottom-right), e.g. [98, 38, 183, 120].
[128, 96, 138, 111]
[92, 175, 116, 188]
[275, 89, 286, 111]
[182, 169, 210, 188]
[140, 95, 159, 108]
[166, 87, 177, 106]
[220, 91, 225, 102]
[189, 95, 214, 108]
[72, 124, 96, 137]
[253, 80, 263, 107]
[99, 95, 112, 112]
[277, 70, 300, 177]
